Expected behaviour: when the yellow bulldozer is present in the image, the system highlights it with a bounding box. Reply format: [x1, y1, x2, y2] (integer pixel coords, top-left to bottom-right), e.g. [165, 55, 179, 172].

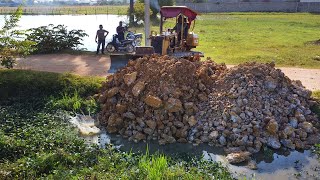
[108, 6, 203, 73]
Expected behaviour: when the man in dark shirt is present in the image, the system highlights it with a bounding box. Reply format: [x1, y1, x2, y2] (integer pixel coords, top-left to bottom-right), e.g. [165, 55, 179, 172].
[116, 21, 125, 41]
[95, 24, 109, 54]
[172, 16, 188, 45]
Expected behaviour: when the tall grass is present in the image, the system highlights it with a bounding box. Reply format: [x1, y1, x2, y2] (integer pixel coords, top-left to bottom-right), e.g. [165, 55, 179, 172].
[313, 91, 320, 166]
[51, 91, 98, 114]
[311, 91, 320, 118]
[138, 149, 168, 180]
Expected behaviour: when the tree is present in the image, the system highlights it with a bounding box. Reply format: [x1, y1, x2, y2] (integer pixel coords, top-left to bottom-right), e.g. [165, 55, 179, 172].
[128, 1, 152, 24]
[0, 6, 35, 69]
[139, 0, 175, 18]
[129, 0, 174, 24]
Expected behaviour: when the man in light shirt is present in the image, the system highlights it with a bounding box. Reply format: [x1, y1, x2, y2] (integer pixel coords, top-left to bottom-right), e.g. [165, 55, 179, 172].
[95, 24, 109, 54]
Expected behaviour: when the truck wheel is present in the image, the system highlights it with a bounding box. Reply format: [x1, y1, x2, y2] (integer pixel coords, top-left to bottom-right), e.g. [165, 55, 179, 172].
[126, 44, 134, 53]
[106, 44, 116, 53]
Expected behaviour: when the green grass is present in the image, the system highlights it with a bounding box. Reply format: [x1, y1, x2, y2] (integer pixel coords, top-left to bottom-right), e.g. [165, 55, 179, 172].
[312, 91, 320, 159]
[0, 69, 233, 179]
[312, 91, 320, 118]
[196, 13, 320, 68]
[312, 91, 320, 99]
[0, 5, 128, 15]
[138, 13, 320, 68]
[0, 69, 104, 114]
[138, 153, 168, 180]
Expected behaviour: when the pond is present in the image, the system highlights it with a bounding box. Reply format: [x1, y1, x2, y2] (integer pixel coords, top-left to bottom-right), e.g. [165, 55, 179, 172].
[0, 14, 128, 51]
[71, 114, 320, 180]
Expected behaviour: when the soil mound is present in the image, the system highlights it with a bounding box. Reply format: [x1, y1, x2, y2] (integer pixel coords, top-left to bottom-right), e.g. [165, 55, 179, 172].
[98, 55, 319, 153]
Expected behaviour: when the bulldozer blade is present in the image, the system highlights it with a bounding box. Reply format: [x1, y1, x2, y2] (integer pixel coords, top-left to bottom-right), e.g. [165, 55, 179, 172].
[108, 47, 154, 73]
[108, 54, 141, 73]
[172, 51, 204, 58]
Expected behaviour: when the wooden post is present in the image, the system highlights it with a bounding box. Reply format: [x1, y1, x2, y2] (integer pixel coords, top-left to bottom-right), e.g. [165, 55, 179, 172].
[129, 0, 134, 25]
[145, 0, 150, 46]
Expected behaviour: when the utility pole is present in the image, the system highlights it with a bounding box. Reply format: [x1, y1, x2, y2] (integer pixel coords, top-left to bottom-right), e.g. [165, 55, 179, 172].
[144, 0, 150, 46]
[129, 0, 134, 25]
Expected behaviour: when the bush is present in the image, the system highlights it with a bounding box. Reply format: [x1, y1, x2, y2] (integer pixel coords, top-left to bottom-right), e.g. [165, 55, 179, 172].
[27, 24, 88, 54]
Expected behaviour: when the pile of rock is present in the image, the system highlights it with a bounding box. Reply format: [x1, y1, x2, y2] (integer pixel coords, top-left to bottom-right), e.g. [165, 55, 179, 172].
[98, 55, 319, 154]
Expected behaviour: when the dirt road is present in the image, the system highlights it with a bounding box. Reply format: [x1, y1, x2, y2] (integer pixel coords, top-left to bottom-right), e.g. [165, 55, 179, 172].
[15, 54, 320, 91]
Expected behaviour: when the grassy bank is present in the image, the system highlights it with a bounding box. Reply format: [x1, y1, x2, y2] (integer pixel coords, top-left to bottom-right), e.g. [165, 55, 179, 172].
[312, 91, 320, 159]
[0, 69, 104, 113]
[0, 69, 232, 179]
[149, 13, 320, 68]
[312, 91, 320, 118]
[0, 5, 128, 15]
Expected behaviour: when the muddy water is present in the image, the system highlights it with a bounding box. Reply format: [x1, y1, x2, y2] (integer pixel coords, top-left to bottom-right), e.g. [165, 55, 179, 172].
[70, 115, 320, 180]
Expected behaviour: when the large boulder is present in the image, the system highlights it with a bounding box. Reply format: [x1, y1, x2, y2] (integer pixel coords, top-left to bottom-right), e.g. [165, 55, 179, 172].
[144, 95, 163, 108]
[226, 151, 251, 164]
[165, 98, 183, 112]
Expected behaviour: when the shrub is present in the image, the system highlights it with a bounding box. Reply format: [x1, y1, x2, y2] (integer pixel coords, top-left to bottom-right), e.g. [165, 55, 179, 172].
[27, 24, 88, 54]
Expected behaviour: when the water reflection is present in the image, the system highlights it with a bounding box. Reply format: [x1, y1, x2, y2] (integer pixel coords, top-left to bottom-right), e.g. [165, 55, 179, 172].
[102, 132, 320, 180]
[0, 14, 128, 51]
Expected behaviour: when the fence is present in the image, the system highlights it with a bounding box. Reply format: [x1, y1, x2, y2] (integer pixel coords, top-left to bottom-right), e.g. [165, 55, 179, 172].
[176, 2, 320, 13]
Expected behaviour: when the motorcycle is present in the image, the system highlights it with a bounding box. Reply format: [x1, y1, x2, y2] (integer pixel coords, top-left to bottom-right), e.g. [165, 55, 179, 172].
[106, 25, 143, 53]
[106, 34, 135, 53]
[126, 31, 143, 47]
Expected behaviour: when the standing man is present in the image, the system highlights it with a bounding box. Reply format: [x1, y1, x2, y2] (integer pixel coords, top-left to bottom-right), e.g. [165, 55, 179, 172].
[116, 21, 125, 41]
[95, 24, 109, 54]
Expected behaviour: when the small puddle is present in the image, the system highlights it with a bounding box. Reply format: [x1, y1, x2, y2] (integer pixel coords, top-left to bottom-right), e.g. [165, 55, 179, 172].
[69, 114, 320, 180]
